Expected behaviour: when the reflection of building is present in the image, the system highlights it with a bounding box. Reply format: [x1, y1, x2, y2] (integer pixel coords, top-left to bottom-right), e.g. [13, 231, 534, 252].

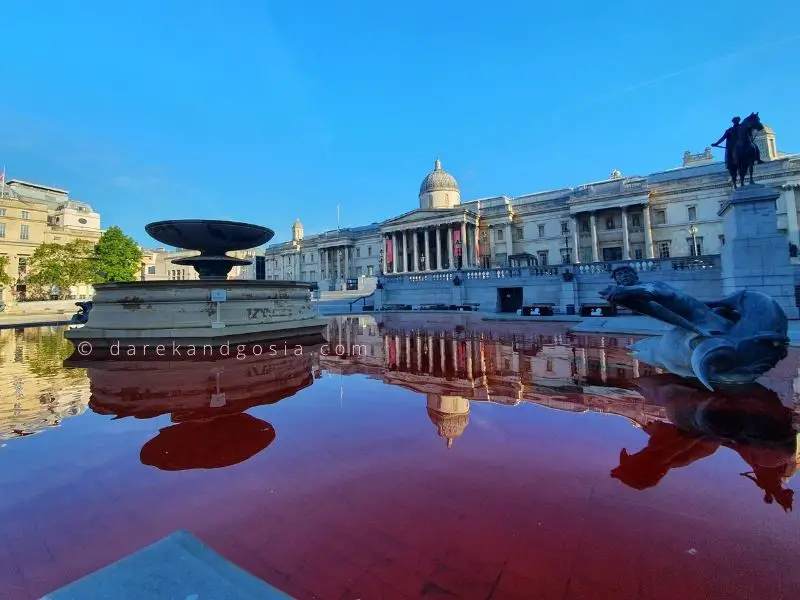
[319, 317, 800, 453]
[0, 327, 89, 440]
[0, 179, 103, 301]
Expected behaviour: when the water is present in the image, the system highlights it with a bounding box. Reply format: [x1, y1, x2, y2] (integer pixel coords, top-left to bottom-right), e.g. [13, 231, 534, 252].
[0, 317, 798, 600]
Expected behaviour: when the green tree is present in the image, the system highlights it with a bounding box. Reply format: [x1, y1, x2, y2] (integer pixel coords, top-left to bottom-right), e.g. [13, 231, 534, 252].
[0, 255, 14, 288]
[26, 240, 95, 299]
[92, 226, 143, 283]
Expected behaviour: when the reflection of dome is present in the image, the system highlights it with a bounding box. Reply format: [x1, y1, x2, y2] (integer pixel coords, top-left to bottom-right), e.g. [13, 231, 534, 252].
[426, 394, 470, 449]
[419, 160, 459, 195]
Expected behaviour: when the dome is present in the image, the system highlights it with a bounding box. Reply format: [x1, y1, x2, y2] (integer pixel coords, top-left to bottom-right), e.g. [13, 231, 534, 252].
[419, 159, 459, 195]
[426, 407, 469, 449]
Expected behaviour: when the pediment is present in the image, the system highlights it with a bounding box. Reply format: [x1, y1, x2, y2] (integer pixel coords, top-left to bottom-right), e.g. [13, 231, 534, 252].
[381, 207, 464, 227]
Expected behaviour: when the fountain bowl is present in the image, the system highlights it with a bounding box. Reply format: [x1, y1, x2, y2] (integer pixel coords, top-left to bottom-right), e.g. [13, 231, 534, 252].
[145, 220, 274, 254]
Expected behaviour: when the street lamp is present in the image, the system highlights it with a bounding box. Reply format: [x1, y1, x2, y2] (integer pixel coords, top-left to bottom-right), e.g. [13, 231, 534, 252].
[689, 224, 699, 257]
[455, 239, 463, 270]
[564, 234, 571, 264]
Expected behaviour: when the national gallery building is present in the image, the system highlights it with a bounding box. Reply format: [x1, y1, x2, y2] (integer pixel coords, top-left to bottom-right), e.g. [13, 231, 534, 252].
[263, 126, 800, 290]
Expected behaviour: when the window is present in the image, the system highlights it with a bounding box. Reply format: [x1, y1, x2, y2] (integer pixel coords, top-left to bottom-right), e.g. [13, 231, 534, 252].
[356, 248, 361, 257]
[630, 214, 641, 228]
[368, 246, 372, 256]
[658, 241, 671, 258]
[687, 237, 703, 256]
[310, 270, 316, 280]
[580, 220, 590, 233]
[147, 266, 156, 274]
[20, 224, 29, 240]
[537, 250, 548, 266]
[633, 246, 644, 260]
[546, 358, 554, 372]
[560, 249, 571, 264]
[481, 230, 488, 242]
[78, 217, 88, 224]
[514, 227, 524, 241]
[719, 234, 725, 246]
[580, 248, 593, 263]
[538, 224, 545, 238]
[496, 229, 504, 241]
[18, 256, 28, 275]
[687, 206, 697, 221]
[605, 217, 615, 230]
[367, 265, 374, 276]
[561, 221, 569, 234]
[0, 223, 5, 238]
[356, 266, 363, 277]
[655, 210, 666, 225]
[0, 209, 6, 216]
[21, 211, 30, 220]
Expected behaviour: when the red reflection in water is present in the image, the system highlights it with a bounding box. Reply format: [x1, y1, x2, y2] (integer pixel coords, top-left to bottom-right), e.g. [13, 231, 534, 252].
[0, 317, 799, 600]
[140, 413, 276, 471]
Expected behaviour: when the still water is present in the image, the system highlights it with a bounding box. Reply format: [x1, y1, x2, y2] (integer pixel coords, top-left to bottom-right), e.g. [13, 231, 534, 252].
[0, 315, 798, 600]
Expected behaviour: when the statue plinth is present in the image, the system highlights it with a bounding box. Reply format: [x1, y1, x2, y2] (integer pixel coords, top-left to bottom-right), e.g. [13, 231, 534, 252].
[719, 184, 798, 319]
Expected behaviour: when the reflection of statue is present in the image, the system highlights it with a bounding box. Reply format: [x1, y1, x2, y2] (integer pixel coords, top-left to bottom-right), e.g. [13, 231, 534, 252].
[712, 113, 765, 188]
[611, 374, 796, 512]
[69, 301, 93, 325]
[600, 266, 789, 390]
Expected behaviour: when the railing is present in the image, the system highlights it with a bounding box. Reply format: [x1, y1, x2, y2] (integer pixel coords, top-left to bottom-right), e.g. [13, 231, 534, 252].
[348, 292, 375, 312]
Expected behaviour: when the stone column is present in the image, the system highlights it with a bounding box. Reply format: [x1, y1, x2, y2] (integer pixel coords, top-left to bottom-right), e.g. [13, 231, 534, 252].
[405, 335, 411, 370]
[439, 337, 446, 373]
[590, 212, 599, 262]
[447, 226, 454, 270]
[460, 222, 467, 267]
[382, 235, 389, 273]
[391, 232, 398, 273]
[412, 229, 419, 272]
[621, 206, 630, 260]
[404, 230, 410, 272]
[427, 334, 434, 373]
[504, 223, 512, 266]
[599, 338, 607, 383]
[475, 224, 482, 267]
[436, 225, 442, 271]
[344, 247, 349, 280]
[571, 215, 581, 263]
[466, 340, 473, 381]
[422, 228, 429, 271]
[643, 205, 655, 258]
[416, 334, 422, 372]
[782, 184, 800, 251]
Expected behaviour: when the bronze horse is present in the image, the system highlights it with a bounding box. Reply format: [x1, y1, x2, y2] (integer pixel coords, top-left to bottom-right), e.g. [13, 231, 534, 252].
[731, 112, 764, 188]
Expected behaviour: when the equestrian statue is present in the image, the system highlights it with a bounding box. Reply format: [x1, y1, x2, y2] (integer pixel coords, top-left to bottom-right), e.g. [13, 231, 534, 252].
[599, 267, 789, 392]
[712, 112, 765, 188]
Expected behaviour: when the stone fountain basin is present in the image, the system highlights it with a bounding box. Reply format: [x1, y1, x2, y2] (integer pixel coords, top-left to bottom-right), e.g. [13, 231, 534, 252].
[145, 220, 274, 254]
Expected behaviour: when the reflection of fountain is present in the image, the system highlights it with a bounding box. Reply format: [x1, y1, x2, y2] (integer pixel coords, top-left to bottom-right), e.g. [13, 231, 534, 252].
[84, 347, 320, 470]
[66, 219, 327, 348]
[612, 374, 798, 512]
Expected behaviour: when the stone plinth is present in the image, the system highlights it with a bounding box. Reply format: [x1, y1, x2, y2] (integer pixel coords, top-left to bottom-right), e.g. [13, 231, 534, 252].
[719, 184, 799, 319]
[65, 280, 328, 346]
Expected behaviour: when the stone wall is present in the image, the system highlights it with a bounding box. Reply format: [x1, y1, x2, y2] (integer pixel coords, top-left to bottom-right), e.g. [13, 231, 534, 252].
[377, 257, 723, 312]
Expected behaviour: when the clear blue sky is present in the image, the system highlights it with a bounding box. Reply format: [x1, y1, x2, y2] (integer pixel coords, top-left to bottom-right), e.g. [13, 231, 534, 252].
[3, 0, 799, 246]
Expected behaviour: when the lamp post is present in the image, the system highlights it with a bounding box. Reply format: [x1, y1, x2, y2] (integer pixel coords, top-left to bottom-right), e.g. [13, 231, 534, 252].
[689, 224, 699, 257]
[379, 248, 384, 275]
[564, 234, 571, 264]
[455, 239, 463, 270]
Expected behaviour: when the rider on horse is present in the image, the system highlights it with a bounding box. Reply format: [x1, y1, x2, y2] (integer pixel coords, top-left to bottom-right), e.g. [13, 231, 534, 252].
[712, 116, 763, 171]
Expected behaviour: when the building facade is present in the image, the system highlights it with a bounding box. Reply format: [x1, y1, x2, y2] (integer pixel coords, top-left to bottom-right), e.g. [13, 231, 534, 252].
[0, 179, 103, 301]
[140, 248, 255, 282]
[264, 126, 799, 289]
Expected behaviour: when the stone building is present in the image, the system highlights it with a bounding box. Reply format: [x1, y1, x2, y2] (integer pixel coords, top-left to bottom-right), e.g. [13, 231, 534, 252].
[264, 125, 798, 288]
[140, 248, 254, 281]
[0, 179, 103, 301]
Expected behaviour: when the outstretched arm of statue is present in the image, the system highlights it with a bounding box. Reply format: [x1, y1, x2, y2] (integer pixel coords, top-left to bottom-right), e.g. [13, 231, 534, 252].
[711, 132, 727, 147]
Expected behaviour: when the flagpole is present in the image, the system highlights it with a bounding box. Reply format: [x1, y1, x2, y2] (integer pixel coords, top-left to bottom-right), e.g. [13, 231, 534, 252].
[337, 202, 340, 230]
[1, 165, 5, 198]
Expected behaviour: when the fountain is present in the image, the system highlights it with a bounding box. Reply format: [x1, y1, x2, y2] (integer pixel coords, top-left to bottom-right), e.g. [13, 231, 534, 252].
[65, 219, 327, 348]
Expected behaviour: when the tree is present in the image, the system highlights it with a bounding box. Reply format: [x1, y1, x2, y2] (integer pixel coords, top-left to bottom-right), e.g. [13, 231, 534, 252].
[92, 226, 143, 283]
[0, 255, 14, 288]
[26, 240, 95, 299]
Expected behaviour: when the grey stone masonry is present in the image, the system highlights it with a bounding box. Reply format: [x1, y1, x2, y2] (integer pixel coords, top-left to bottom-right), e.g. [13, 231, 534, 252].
[719, 184, 799, 319]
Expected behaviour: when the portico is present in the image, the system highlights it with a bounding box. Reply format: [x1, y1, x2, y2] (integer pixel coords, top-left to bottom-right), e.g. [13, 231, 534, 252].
[381, 210, 480, 273]
[569, 197, 655, 264]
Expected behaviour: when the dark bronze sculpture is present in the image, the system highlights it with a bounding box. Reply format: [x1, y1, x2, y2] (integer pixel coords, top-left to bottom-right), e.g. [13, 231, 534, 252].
[69, 301, 93, 325]
[712, 112, 765, 188]
[600, 267, 789, 390]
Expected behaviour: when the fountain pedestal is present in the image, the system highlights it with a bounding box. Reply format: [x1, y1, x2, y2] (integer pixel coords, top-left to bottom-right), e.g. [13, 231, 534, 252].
[66, 219, 327, 346]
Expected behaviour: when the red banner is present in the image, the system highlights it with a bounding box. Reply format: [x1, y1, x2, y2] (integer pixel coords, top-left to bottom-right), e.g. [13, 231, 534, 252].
[386, 238, 393, 265]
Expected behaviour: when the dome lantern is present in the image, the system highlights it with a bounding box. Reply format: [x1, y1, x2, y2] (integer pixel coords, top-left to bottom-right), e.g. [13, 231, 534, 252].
[419, 159, 460, 209]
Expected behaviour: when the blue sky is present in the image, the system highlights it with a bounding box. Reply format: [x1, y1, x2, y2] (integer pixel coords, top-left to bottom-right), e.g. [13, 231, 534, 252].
[3, 0, 799, 246]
